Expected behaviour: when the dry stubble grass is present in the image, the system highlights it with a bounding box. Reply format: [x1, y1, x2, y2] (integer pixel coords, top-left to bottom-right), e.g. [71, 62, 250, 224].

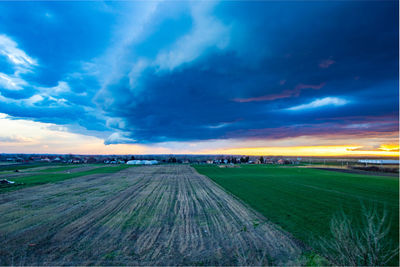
[0, 165, 303, 265]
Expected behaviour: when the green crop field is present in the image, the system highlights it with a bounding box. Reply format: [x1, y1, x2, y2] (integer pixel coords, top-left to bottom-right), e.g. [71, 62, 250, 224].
[36, 165, 81, 172]
[0, 163, 52, 171]
[0, 165, 133, 194]
[194, 164, 399, 263]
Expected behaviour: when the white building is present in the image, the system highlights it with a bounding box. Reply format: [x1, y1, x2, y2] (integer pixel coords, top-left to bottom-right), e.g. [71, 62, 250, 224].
[126, 160, 158, 165]
[358, 159, 399, 165]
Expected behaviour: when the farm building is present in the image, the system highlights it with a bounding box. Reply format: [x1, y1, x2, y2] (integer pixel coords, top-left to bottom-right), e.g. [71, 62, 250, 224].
[358, 159, 399, 165]
[126, 160, 158, 165]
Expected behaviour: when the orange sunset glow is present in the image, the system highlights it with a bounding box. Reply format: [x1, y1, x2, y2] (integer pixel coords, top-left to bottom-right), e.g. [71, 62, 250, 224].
[201, 145, 399, 157]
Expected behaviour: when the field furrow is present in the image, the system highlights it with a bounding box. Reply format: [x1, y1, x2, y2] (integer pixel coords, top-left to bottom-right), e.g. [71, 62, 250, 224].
[0, 165, 303, 266]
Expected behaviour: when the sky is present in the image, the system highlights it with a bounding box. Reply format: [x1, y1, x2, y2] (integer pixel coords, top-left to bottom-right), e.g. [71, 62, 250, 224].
[0, 0, 398, 156]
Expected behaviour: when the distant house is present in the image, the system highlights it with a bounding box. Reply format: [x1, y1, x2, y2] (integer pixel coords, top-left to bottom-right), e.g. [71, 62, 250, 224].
[277, 159, 285, 164]
[72, 158, 82, 164]
[41, 158, 51, 163]
[52, 157, 62, 163]
[265, 158, 274, 164]
[30, 156, 42, 162]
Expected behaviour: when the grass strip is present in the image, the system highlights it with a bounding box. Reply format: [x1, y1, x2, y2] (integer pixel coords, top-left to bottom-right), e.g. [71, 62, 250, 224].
[0, 165, 132, 194]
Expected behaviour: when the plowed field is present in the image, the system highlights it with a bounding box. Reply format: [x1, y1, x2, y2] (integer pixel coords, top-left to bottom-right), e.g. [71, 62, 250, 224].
[0, 165, 302, 265]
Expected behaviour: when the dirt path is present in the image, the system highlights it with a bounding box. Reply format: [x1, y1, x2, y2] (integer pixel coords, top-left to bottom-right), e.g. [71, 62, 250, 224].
[0, 165, 303, 265]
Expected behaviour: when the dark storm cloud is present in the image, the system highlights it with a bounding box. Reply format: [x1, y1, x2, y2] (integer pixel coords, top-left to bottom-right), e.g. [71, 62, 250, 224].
[0, 1, 397, 144]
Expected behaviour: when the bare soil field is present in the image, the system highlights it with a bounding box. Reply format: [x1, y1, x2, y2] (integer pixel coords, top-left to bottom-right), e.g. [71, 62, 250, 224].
[0, 165, 302, 266]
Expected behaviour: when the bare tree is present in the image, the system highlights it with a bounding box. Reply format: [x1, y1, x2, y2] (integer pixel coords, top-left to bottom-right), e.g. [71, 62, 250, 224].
[317, 205, 399, 266]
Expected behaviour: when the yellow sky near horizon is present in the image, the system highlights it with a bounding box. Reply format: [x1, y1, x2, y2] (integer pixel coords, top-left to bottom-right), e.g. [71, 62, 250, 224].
[201, 145, 399, 157]
[0, 114, 398, 157]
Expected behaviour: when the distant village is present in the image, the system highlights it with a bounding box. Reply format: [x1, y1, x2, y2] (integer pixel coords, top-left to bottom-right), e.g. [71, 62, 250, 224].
[0, 154, 305, 165]
[1, 154, 398, 167]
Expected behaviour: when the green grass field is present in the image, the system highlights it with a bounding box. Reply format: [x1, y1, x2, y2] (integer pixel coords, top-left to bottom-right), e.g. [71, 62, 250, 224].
[0, 165, 132, 194]
[36, 165, 81, 172]
[0, 163, 52, 171]
[194, 165, 399, 259]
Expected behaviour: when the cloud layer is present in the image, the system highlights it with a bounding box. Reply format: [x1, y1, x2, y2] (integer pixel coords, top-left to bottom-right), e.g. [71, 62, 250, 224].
[0, 1, 398, 150]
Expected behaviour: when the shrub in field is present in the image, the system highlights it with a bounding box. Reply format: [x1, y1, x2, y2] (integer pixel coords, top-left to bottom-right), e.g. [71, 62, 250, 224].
[317, 206, 399, 266]
[235, 246, 269, 266]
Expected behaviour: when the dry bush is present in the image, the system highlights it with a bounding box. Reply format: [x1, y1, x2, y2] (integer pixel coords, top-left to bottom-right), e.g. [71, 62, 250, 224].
[236, 246, 269, 266]
[317, 205, 399, 266]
